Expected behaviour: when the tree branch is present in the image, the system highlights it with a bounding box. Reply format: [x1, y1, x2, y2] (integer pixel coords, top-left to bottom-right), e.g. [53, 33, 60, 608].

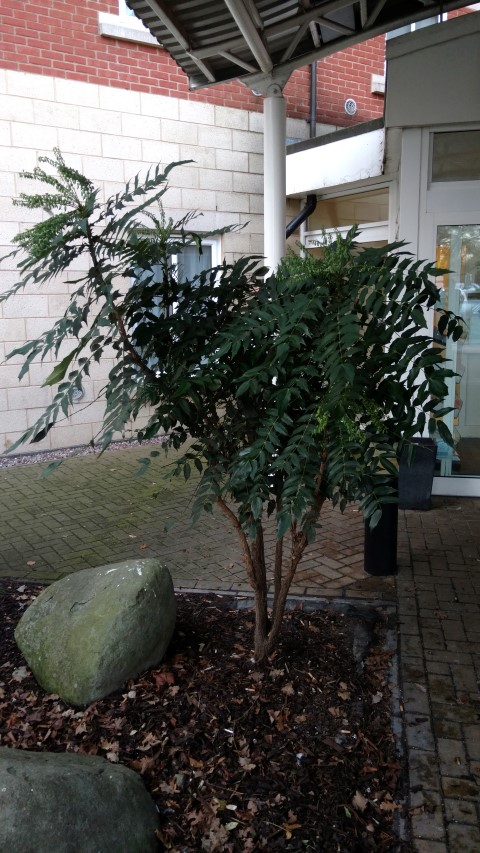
[216, 497, 257, 591]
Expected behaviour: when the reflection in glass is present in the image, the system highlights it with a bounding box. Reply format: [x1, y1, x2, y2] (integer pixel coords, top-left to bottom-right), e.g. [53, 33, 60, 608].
[434, 225, 480, 476]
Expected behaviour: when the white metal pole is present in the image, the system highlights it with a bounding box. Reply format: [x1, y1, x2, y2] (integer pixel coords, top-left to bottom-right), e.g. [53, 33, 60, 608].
[263, 84, 286, 272]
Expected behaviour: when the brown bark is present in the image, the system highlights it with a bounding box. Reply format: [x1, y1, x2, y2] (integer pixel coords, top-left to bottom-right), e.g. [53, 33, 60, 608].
[216, 497, 257, 591]
[217, 487, 326, 662]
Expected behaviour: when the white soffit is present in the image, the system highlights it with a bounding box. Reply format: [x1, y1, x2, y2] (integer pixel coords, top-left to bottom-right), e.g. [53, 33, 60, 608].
[286, 127, 384, 195]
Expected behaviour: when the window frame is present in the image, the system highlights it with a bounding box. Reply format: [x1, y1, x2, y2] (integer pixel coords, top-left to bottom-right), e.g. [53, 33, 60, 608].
[98, 2, 159, 47]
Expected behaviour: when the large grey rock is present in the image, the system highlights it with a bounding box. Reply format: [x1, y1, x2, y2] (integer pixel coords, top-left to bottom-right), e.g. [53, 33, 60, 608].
[0, 747, 159, 852]
[15, 559, 176, 705]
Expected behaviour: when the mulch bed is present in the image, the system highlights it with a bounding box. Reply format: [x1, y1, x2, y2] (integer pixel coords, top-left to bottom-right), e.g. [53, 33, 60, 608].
[0, 581, 411, 852]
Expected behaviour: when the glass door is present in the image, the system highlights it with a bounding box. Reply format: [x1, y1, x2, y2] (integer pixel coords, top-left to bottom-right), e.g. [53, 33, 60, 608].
[434, 224, 480, 477]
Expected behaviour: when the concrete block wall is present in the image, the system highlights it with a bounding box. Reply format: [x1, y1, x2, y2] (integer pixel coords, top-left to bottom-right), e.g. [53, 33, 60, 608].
[0, 0, 389, 455]
[0, 68, 315, 454]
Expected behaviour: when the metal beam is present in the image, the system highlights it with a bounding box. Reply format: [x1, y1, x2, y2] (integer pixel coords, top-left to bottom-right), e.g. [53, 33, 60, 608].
[359, 0, 368, 29]
[365, 0, 388, 29]
[219, 51, 258, 73]
[141, 0, 191, 50]
[141, 0, 217, 81]
[223, 0, 273, 72]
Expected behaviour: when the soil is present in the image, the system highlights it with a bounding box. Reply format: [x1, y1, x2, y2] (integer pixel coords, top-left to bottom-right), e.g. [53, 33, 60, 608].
[0, 581, 411, 852]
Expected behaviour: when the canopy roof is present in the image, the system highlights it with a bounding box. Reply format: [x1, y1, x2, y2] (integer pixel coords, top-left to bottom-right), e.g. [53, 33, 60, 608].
[127, 1, 469, 90]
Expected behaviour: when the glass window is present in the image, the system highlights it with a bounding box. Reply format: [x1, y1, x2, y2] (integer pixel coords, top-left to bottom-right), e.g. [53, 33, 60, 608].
[173, 243, 213, 283]
[431, 131, 480, 182]
[119, 1, 133, 17]
[134, 239, 217, 314]
[98, 2, 156, 45]
[434, 225, 480, 477]
[386, 16, 442, 40]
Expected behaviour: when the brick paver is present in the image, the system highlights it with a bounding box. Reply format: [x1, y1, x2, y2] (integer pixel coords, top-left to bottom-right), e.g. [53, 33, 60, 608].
[1, 447, 479, 851]
[0, 446, 394, 600]
[398, 498, 480, 852]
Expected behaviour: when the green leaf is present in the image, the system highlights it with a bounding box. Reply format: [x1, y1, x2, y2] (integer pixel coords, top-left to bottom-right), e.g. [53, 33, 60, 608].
[31, 423, 54, 443]
[436, 420, 454, 446]
[38, 459, 64, 479]
[42, 349, 78, 386]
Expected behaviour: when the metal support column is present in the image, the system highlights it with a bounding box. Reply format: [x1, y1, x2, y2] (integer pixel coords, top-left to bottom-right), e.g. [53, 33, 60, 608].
[263, 84, 286, 272]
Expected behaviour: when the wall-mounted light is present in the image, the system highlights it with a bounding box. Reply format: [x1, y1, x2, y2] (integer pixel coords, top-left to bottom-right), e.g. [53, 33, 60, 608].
[71, 386, 85, 403]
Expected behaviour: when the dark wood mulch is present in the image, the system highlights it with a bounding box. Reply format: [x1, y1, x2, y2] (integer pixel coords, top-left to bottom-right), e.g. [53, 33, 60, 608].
[0, 581, 411, 852]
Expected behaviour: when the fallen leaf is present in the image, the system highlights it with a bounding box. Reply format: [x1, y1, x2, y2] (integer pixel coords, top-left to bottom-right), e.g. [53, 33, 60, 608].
[26, 561, 36, 567]
[372, 692, 383, 704]
[282, 821, 301, 840]
[99, 738, 119, 752]
[338, 690, 351, 701]
[414, 683, 427, 694]
[281, 682, 295, 696]
[239, 756, 256, 771]
[139, 543, 149, 549]
[434, 610, 448, 620]
[129, 754, 159, 775]
[379, 800, 400, 812]
[352, 791, 368, 812]
[152, 671, 175, 688]
[270, 669, 284, 678]
[12, 666, 29, 682]
[138, 732, 162, 751]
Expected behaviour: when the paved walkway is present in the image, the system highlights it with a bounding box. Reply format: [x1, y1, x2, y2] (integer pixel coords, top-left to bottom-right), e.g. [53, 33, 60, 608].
[1, 445, 479, 851]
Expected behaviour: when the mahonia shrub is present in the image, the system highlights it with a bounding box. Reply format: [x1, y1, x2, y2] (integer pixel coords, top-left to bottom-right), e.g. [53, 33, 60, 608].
[0, 150, 463, 659]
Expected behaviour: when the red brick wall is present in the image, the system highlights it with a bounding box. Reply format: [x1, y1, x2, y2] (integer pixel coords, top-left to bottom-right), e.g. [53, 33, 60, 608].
[0, 0, 388, 125]
[16, 2, 480, 127]
[314, 37, 386, 127]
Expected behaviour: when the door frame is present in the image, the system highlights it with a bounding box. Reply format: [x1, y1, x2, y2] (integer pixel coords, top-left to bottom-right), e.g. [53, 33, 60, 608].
[416, 127, 480, 495]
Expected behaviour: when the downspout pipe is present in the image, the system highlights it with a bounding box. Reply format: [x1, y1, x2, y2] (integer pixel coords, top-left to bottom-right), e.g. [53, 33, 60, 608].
[285, 60, 317, 239]
[310, 60, 317, 139]
[286, 194, 317, 239]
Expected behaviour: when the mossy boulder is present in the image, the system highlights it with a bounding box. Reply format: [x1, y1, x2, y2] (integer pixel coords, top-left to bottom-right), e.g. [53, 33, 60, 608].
[0, 747, 159, 852]
[15, 559, 176, 705]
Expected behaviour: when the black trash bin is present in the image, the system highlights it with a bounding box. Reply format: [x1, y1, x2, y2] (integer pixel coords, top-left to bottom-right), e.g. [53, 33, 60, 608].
[364, 479, 398, 577]
[399, 438, 436, 510]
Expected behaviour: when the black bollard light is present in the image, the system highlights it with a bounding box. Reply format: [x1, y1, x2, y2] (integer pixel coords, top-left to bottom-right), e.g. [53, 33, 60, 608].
[364, 479, 398, 576]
